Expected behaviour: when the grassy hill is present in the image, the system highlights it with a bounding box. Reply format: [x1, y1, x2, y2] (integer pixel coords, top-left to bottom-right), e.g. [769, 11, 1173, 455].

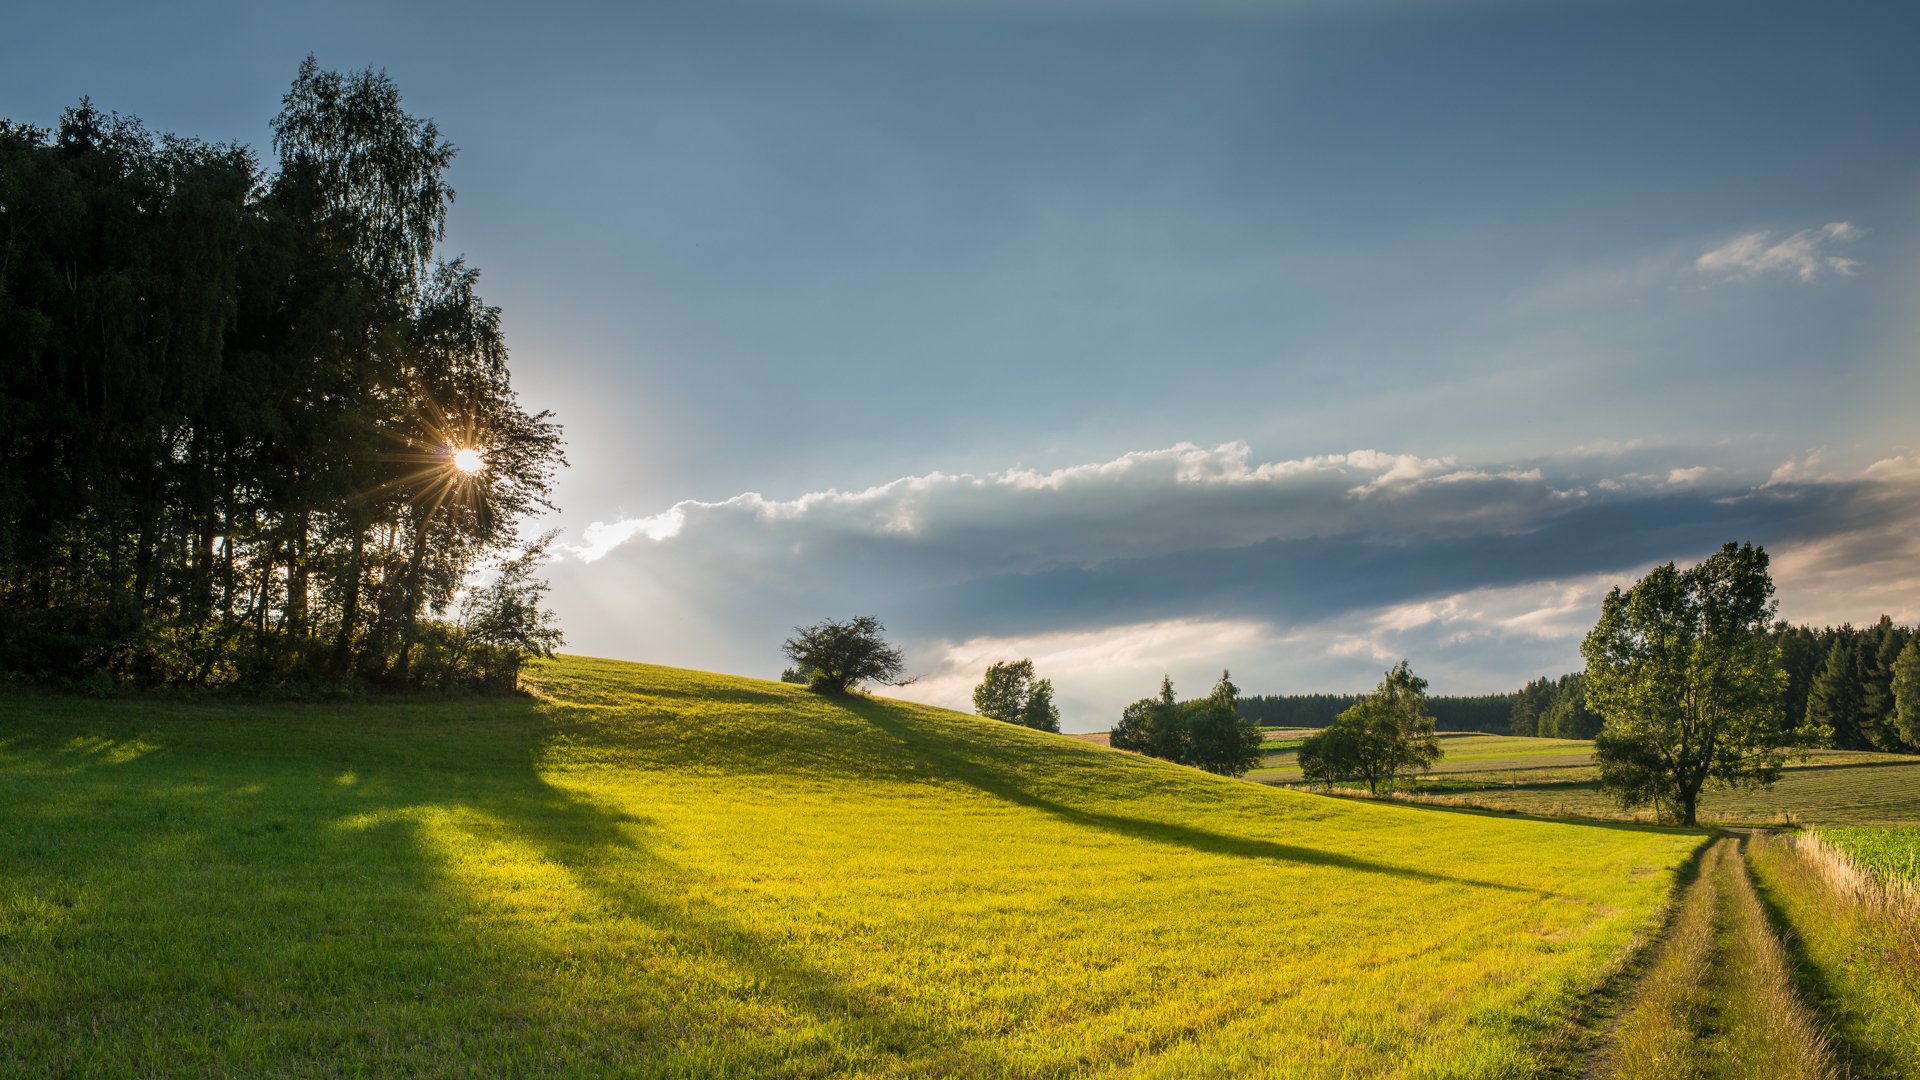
[1, 656, 1703, 1077]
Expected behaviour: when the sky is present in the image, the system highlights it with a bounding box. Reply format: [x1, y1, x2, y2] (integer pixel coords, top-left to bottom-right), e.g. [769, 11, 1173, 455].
[6, 0, 1918, 729]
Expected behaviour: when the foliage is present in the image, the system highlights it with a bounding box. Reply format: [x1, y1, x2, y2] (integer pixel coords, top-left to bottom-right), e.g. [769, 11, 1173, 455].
[1110, 673, 1261, 774]
[1184, 671, 1263, 776]
[1295, 660, 1442, 794]
[0, 61, 564, 692]
[1777, 616, 1918, 751]
[780, 615, 909, 694]
[1240, 690, 1513, 733]
[972, 659, 1060, 732]
[1583, 542, 1801, 826]
[1895, 640, 1920, 749]
[456, 532, 565, 690]
[0, 655, 1702, 1076]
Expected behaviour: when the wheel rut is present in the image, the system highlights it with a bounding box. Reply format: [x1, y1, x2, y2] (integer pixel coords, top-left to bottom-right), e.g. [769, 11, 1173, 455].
[1587, 835, 1837, 1080]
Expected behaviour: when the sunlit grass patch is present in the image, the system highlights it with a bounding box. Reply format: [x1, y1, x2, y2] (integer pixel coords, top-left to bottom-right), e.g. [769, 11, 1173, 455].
[1, 655, 1703, 1076]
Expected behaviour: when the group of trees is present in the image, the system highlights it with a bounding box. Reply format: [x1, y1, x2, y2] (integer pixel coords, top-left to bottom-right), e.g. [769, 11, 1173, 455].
[1110, 672, 1264, 777]
[1777, 617, 1920, 752]
[0, 60, 564, 692]
[1239, 691, 1510, 733]
[1295, 661, 1443, 794]
[972, 659, 1060, 732]
[1508, 673, 1598, 739]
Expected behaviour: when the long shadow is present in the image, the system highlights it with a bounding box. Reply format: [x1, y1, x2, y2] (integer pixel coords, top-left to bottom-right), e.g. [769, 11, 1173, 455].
[851, 700, 1555, 897]
[1743, 846, 1910, 1080]
[0, 692, 996, 1076]
[437, 696, 1012, 1075]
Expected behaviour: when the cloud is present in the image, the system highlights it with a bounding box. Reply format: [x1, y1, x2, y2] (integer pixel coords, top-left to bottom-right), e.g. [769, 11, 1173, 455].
[544, 442, 1920, 729]
[1696, 222, 1863, 282]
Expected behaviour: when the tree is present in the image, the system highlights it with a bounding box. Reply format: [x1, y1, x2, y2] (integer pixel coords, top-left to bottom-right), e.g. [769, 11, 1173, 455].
[1185, 670, 1264, 777]
[973, 659, 1060, 732]
[457, 532, 565, 690]
[1805, 636, 1865, 750]
[1112, 676, 1187, 762]
[1893, 639, 1920, 749]
[1509, 677, 1551, 737]
[781, 616, 910, 694]
[1296, 661, 1442, 794]
[1581, 542, 1800, 827]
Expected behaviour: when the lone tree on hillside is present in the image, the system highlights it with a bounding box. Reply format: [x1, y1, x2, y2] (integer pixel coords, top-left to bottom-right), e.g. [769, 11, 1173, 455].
[973, 659, 1061, 732]
[781, 616, 911, 694]
[1581, 542, 1808, 826]
[1297, 660, 1442, 794]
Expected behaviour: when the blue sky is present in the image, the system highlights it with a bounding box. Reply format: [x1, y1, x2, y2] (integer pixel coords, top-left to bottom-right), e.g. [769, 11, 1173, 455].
[7, 1, 1917, 726]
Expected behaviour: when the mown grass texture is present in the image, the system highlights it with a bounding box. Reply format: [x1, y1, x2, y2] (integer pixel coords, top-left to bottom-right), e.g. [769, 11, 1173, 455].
[2, 655, 1703, 1077]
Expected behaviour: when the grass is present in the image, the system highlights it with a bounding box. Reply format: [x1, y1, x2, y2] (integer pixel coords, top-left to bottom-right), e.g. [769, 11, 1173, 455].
[1746, 831, 1920, 1078]
[1255, 734, 1920, 827]
[0, 655, 1705, 1077]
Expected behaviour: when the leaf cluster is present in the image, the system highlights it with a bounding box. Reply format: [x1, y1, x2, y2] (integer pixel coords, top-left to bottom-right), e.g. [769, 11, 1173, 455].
[781, 616, 911, 695]
[1296, 661, 1441, 794]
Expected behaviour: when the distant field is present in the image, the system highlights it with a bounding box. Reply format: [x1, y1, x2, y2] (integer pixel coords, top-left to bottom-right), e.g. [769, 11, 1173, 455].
[1, 657, 1702, 1077]
[1251, 733, 1920, 827]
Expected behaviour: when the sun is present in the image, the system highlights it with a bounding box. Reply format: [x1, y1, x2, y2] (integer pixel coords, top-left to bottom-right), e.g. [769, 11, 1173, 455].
[451, 447, 486, 475]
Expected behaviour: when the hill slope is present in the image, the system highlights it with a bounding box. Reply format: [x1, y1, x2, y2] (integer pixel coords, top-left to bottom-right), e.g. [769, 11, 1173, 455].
[0, 655, 1702, 1077]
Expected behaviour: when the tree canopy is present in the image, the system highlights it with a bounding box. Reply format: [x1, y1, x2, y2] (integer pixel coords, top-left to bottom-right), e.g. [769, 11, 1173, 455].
[781, 616, 910, 694]
[0, 60, 563, 692]
[1296, 661, 1441, 794]
[1111, 672, 1263, 777]
[1581, 542, 1802, 826]
[973, 659, 1061, 733]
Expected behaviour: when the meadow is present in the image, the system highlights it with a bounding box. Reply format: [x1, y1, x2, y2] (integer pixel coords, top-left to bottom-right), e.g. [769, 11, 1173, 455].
[0, 656, 1704, 1078]
[1251, 733, 1920, 827]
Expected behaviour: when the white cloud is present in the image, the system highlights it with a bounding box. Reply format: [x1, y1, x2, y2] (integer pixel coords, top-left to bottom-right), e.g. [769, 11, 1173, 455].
[1696, 221, 1863, 282]
[896, 616, 1279, 727]
[543, 441, 1920, 720]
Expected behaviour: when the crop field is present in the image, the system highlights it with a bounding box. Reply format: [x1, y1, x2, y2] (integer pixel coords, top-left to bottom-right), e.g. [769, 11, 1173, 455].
[1816, 827, 1920, 885]
[0, 656, 1704, 1077]
[1252, 734, 1920, 827]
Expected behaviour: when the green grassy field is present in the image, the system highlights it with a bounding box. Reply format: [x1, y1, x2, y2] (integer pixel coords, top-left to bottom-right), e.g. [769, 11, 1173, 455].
[0, 656, 1705, 1077]
[1252, 733, 1920, 827]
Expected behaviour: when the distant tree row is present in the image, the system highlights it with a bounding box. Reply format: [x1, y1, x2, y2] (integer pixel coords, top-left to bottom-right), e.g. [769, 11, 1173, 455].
[1111, 672, 1264, 777]
[1776, 616, 1920, 753]
[1507, 673, 1598, 739]
[1239, 691, 1511, 733]
[0, 60, 564, 692]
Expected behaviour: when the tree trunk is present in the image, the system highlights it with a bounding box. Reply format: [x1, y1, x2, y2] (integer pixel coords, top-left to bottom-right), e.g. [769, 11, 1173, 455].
[331, 525, 366, 674]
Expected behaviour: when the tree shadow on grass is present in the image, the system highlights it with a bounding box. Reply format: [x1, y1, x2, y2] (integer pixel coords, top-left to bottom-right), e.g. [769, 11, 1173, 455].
[0, 694, 1003, 1077]
[850, 700, 1556, 897]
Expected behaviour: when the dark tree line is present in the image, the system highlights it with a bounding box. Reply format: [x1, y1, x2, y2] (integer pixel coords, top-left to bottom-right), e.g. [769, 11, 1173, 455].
[1507, 673, 1598, 739]
[1777, 616, 1919, 752]
[1239, 691, 1512, 734]
[0, 59, 564, 692]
